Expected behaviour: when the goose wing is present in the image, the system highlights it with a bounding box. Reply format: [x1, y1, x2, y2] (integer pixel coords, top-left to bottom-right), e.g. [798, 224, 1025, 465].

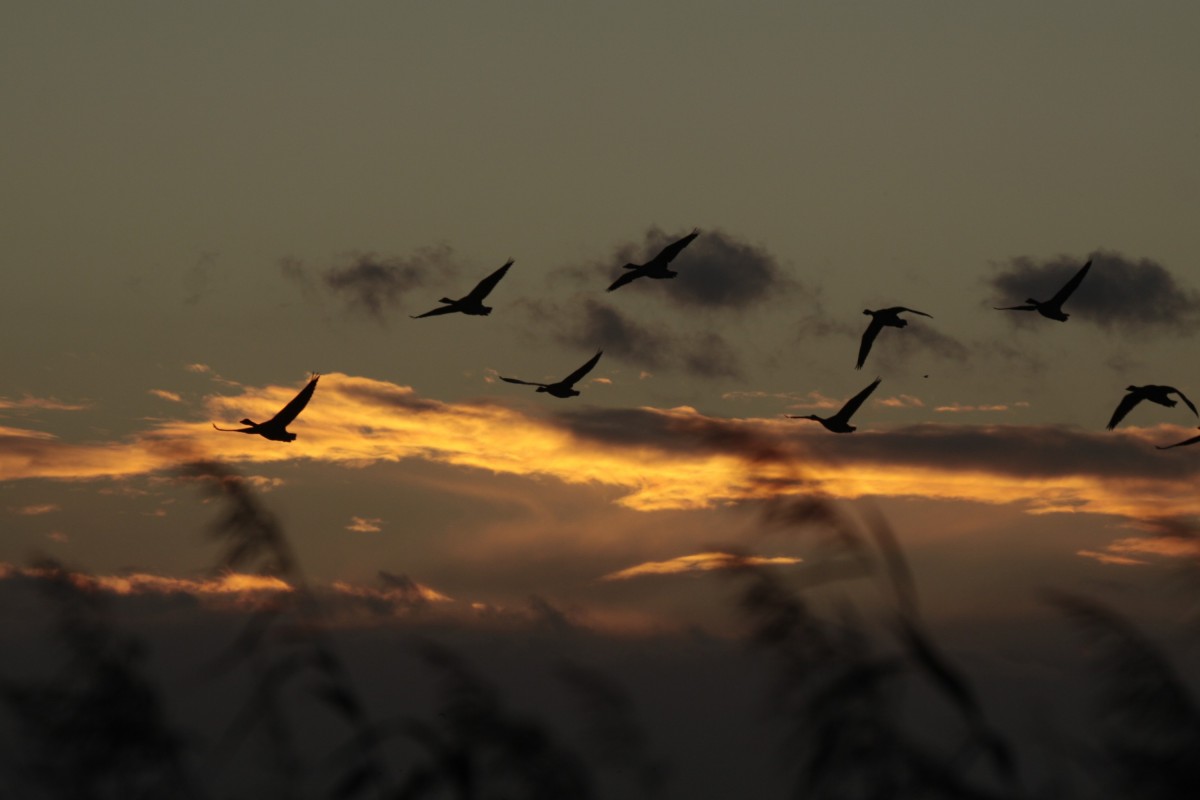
[856, 318, 883, 370]
[607, 269, 646, 292]
[499, 376, 547, 388]
[837, 377, 881, 422]
[560, 350, 603, 387]
[890, 306, 933, 318]
[464, 259, 514, 303]
[650, 229, 700, 266]
[1106, 391, 1142, 430]
[1049, 260, 1091, 307]
[410, 304, 461, 319]
[993, 304, 1036, 311]
[267, 375, 320, 428]
[1157, 429, 1200, 450]
[212, 423, 254, 433]
[1169, 387, 1199, 417]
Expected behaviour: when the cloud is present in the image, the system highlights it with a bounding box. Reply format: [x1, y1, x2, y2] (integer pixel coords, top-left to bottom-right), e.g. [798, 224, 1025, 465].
[554, 299, 743, 379]
[0, 562, 451, 615]
[149, 389, 183, 403]
[601, 551, 802, 581]
[346, 516, 383, 533]
[283, 246, 456, 319]
[182, 250, 219, 306]
[185, 363, 211, 374]
[989, 250, 1200, 333]
[1076, 550, 1148, 566]
[3, 375, 1200, 527]
[0, 395, 89, 412]
[14, 504, 59, 516]
[934, 403, 1013, 413]
[878, 395, 925, 409]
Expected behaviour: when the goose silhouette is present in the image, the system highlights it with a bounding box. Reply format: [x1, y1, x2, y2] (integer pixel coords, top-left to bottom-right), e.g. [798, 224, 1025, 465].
[857, 307, 933, 370]
[994, 260, 1091, 322]
[213, 374, 319, 442]
[411, 259, 513, 318]
[1157, 427, 1200, 450]
[607, 229, 699, 292]
[1106, 384, 1198, 430]
[787, 378, 881, 433]
[500, 351, 603, 398]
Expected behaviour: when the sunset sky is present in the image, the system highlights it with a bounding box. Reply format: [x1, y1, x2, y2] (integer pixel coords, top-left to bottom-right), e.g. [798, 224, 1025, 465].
[2, 7, 1199, 786]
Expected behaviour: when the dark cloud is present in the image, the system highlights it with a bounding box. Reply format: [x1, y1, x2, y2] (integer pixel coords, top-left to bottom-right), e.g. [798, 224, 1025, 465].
[554, 299, 743, 379]
[610, 227, 794, 309]
[182, 251, 219, 306]
[282, 246, 456, 319]
[989, 251, 1200, 334]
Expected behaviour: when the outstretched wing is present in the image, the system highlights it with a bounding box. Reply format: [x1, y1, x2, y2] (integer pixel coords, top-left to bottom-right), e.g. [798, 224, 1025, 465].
[465, 259, 514, 303]
[651, 229, 700, 266]
[892, 306, 933, 318]
[1105, 391, 1141, 430]
[499, 376, 546, 387]
[1157, 429, 1200, 450]
[1170, 387, 1199, 418]
[267, 375, 320, 428]
[212, 423, 254, 433]
[856, 318, 883, 370]
[1049, 260, 1091, 307]
[993, 304, 1036, 311]
[560, 351, 603, 387]
[410, 304, 461, 319]
[607, 269, 646, 292]
[838, 377, 882, 422]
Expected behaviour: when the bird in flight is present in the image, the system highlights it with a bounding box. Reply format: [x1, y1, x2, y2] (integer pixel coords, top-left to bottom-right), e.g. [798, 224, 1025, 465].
[607, 229, 699, 292]
[1156, 428, 1200, 450]
[787, 377, 881, 433]
[500, 351, 603, 398]
[1106, 384, 1198, 430]
[213, 374, 320, 442]
[856, 306, 933, 369]
[994, 260, 1091, 322]
[411, 259, 513, 319]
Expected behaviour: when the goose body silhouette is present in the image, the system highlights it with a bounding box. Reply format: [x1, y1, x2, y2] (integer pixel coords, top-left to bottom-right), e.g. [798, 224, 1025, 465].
[787, 377, 881, 433]
[1106, 384, 1198, 430]
[994, 260, 1091, 322]
[607, 229, 699, 292]
[500, 351, 603, 398]
[857, 307, 933, 369]
[213, 374, 319, 442]
[1157, 427, 1200, 450]
[411, 259, 513, 319]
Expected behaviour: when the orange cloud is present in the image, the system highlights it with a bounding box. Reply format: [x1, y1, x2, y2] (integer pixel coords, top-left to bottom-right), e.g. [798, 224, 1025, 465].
[935, 403, 1011, 413]
[878, 394, 925, 409]
[149, 389, 183, 403]
[601, 551, 803, 581]
[14, 503, 59, 515]
[1, 375, 1197, 529]
[1076, 549, 1148, 566]
[0, 395, 89, 412]
[346, 516, 383, 533]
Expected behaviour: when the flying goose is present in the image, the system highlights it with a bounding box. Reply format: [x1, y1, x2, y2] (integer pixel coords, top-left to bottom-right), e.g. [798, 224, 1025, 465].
[500, 351, 603, 398]
[607, 229, 699, 292]
[787, 377, 881, 433]
[994, 260, 1091, 322]
[1106, 385, 1198, 430]
[856, 307, 933, 369]
[213, 374, 319, 442]
[411, 259, 513, 319]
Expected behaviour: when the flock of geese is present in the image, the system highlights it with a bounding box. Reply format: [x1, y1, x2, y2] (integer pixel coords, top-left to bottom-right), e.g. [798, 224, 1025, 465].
[213, 233, 1200, 449]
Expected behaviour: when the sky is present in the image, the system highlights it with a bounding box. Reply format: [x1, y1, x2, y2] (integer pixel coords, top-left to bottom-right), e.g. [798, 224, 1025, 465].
[2, 2, 1200, 795]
